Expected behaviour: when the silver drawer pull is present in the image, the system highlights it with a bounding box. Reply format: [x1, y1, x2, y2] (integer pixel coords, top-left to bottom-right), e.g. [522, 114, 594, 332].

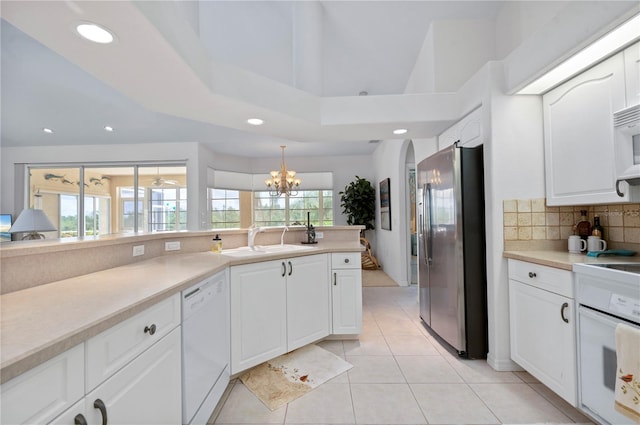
[344, 258, 350, 264]
[144, 324, 157, 335]
[528, 272, 536, 278]
[560, 302, 569, 323]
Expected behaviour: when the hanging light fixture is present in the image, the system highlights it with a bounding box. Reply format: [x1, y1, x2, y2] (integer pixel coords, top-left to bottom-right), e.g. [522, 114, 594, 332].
[265, 145, 301, 197]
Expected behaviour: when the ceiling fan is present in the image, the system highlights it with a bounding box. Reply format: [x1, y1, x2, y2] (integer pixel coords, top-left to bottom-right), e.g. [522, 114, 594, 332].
[151, 168, 178, 186]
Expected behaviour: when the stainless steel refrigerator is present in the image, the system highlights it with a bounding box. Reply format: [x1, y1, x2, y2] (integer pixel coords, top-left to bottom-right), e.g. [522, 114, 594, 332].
[417, 143, 487, 359]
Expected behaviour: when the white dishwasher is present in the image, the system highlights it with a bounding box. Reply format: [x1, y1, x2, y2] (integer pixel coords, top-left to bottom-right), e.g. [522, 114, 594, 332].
[182, 269, 230, 425]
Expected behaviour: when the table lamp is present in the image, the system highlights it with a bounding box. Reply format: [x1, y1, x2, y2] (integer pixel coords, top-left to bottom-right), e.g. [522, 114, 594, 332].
[9, 208, 57, 240]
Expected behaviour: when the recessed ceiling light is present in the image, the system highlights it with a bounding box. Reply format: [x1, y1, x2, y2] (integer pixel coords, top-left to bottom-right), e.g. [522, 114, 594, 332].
[104, 126, 114, 132]
[43, 127, 53, 134]
[393, 128, 408, 135]
[76, 23, 114, 44]
[247, 118, 264, 126]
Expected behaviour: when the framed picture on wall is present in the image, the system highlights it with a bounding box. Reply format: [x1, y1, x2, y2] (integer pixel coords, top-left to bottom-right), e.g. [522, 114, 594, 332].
[379, 178, 391, 230]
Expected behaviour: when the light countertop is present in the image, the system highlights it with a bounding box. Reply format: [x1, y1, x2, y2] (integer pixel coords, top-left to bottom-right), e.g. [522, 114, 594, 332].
[503, 250, 640, 271]
[0, 242, 360, 384]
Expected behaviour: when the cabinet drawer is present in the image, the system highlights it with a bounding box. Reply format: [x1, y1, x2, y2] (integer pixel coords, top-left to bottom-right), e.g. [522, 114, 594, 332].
[1, 344, 84, 425]
[86, 294, 180, 391]
[331, 252, 360, 269]
[508, 259, 573, 298]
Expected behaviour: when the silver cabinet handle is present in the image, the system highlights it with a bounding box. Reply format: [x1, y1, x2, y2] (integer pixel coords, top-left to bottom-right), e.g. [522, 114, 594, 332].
[528, 272, 536, 278]
[616, 179, 624, 197]
[344, 258, 350, 264]
[288, 261, 293, 276]
[94, 399, 107, 425]
[560, 302, 569, 323]
[333, 272, 337, 285]
[281, 261, 286, 277]
[74, 414, 88, 425]
[144, 324, 156, 335]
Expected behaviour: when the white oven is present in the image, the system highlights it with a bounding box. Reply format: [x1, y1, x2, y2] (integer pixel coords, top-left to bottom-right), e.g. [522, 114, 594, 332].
[575, 263, 640, 425]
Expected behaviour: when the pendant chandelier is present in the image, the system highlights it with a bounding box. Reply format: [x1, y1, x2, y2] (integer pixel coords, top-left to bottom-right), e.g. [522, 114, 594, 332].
[265, 145, 301, 197]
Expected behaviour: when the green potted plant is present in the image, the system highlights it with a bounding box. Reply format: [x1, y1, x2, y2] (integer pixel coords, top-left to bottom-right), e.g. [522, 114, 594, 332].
[339, 176, 376, 237]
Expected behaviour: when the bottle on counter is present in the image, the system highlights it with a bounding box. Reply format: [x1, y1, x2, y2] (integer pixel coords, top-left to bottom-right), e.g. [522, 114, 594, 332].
[592, 215, 603, 239]
[576, 210, 592, 242]
[212, 234, 222, 253]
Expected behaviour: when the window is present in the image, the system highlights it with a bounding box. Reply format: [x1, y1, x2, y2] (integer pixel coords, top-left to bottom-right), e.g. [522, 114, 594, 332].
[209, 189, 241, 228]
[253, 190, 333, 227]
[27, 163, 186, 238]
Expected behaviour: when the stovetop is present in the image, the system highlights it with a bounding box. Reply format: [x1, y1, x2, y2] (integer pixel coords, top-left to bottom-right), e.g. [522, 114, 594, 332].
[590, 263, 640, 275]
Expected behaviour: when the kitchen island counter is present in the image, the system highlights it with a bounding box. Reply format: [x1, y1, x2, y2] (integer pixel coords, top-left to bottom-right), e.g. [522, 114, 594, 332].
[503, 250, 639, 270]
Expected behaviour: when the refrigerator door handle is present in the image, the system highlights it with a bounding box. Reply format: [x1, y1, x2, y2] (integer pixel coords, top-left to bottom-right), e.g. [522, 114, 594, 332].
[423, 183, 433, 266]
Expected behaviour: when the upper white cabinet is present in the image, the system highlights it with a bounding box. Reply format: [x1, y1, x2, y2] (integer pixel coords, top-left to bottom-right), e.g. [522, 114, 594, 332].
[508, 259, 577, 406]
[543, 53, 627, 205]
[330, 253, 363, 335]
[438, 107, 483, 149]
[230, 254, 330, 374]
[624, 42, 640, 107]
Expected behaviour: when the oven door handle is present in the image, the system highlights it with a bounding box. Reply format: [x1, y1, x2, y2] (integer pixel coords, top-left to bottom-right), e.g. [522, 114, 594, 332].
[561, 302, 569, 323]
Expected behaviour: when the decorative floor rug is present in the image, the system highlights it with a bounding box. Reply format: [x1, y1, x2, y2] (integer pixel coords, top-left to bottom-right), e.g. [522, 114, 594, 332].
[239, 344, 353, 411]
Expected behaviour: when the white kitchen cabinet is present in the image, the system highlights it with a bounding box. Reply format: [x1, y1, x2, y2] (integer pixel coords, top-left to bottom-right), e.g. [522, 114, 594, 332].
[286, 254, 331, 351]
[543, 53, 627, 205]
[85, 294, 181, 391]
[50, 327, 182, 425]
[624, 42, 640, 107]
[508, 259, 577, 406]
[438, 107, 483, 149]
[230, 254, 329, 374]
[330, 253, 363, 335]
[230, 259, 288, 374]
[1, 344, 84, 425]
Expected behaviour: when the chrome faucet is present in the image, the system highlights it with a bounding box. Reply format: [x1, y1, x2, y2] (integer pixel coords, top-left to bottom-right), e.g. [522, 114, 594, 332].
[247, 224, 264, 250]
[280, 226, 289, 246]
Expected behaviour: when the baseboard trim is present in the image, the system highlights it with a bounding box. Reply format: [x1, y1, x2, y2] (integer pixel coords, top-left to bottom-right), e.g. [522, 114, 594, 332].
[487, 352, 523, 371]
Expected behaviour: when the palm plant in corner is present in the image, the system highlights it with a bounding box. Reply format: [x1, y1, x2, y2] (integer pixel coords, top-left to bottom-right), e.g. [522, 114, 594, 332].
[339, 176, 379, 269]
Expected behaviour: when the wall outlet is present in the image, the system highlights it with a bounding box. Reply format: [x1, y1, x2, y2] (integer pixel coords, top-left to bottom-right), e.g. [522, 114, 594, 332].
[315, 232, 324, 239]
[132, 245, 145, 256]
[165, 241, 181, 251]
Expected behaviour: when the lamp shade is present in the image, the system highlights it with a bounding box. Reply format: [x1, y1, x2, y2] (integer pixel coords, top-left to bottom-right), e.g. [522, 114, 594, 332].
[9, 209, 57, 234]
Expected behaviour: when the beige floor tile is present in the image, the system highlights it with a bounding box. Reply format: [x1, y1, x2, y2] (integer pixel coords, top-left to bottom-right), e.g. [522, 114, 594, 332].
[376, 317, 424, 335]
[396, 355, 464, 383]
[445, 357, 522, 383]
[284, 383, 355, 424]
[346, 355, 406, 383]
[316, 339, 345, 357]
[214, 382, 286, 424]
[351, 383, 427, 424]
[384, 334, 440, 356]
[410, 383, 500, 424]
[470, 383, 573, 423]
[513, 370, 539, 383]
[343, 333, 392, 356]
[528, 383, 594, 423]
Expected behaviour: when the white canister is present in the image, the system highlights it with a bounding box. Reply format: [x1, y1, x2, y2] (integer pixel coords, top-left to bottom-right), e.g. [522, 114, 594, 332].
[587, 235, 607, 253]
[568, 235, 587, 253]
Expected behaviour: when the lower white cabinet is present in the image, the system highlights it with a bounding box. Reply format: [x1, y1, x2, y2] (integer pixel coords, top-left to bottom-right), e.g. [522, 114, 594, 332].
[51, 327, 182, 425]
[1, 344, 85, 425]
[230, 254, 329, 374]
[331, 253, 362, 335]
[508, 259, 577, 406]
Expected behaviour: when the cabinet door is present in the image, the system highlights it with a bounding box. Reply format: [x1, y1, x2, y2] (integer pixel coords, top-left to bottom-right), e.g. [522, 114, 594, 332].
[230, 260, 287, 374]
[509, 280, 577, 406]
[1, 344, 84, 425]
[48, 400, 86, 425]
[286, 254, 330, 351]
[331, 269, 363, 334]
[543, 53, 626, 205]
[84, 327, 182, 425]
[625, 42, 640, 107]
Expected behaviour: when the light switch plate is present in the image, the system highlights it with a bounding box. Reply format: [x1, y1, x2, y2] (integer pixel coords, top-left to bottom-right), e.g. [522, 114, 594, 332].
[165, 241, 181, 251]
[132, 245, 145, 256]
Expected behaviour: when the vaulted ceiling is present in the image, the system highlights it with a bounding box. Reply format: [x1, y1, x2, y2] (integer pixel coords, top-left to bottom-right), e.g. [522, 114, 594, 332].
[0, 1, 629, 158]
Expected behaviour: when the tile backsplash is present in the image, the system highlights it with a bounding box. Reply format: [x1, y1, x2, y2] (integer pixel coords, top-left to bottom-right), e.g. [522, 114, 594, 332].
[503, 199, 640, 246]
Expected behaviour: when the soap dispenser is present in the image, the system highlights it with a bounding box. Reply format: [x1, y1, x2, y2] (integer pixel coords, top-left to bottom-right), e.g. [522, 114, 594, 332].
[212, 234, 222, 253]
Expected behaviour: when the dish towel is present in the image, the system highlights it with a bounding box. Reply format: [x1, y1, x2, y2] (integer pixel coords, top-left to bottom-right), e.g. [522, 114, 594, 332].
[615, 323, 640, 422]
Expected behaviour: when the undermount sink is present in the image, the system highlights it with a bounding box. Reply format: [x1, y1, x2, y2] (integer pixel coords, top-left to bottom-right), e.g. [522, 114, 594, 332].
[221, 244, 317, 257]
